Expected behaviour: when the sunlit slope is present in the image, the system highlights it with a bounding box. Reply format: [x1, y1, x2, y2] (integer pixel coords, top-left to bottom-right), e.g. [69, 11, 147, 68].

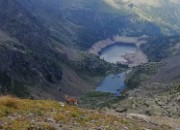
[104, 0, 180, 34]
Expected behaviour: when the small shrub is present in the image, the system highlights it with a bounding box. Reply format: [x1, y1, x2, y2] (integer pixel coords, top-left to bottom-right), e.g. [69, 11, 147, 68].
[70, 111, 80, 118]
[53, 112, 68, 122]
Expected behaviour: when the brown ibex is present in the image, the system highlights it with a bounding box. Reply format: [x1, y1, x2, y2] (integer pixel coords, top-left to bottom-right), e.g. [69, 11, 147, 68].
[64, 95, 78, 106]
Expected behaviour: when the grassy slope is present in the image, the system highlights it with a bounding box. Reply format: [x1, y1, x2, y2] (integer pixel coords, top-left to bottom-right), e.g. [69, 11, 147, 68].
[0, 96, 171, 130]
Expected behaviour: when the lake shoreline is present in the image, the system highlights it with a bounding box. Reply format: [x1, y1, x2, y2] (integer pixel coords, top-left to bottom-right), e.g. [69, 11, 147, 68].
[92, 35, 149, 94]
[89, 35, 148, 55]
[89, 35, 149, 67]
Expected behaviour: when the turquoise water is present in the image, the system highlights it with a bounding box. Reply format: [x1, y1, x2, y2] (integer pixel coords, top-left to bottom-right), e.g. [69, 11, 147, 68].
[99, 43, 137, 63]
[96, 72, 126, 96]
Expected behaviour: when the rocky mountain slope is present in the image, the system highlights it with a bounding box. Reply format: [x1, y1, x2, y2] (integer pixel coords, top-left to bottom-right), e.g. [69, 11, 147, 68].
[110, 55, 180, 121]
[0, 0, 62, 97]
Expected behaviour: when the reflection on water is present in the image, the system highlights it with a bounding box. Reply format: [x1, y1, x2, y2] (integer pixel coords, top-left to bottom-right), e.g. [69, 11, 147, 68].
[97, 43, 136, 95]
[99, 43, 137, 63]
[96, 72, 127, 96]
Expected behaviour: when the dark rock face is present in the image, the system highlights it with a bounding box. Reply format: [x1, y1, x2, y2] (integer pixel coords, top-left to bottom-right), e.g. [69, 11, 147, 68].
[0, 0, 63, 97]
[0, 0, 50, 52]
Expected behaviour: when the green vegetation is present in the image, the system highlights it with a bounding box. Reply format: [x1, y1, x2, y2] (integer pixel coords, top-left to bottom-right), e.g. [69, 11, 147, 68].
[73, 53, 128, 77]
[125, 62, 163, 89]
[79, 91, 127, 109]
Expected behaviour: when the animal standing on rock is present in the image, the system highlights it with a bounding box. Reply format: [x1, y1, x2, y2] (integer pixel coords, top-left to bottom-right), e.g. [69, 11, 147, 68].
[65, 95, 78, 106]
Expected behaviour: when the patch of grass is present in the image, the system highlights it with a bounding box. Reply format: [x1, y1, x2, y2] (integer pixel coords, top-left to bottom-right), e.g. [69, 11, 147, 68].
[120, 119, 130, 125]
[54, 108, 119, 127]
[0, 96, 20, 109]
